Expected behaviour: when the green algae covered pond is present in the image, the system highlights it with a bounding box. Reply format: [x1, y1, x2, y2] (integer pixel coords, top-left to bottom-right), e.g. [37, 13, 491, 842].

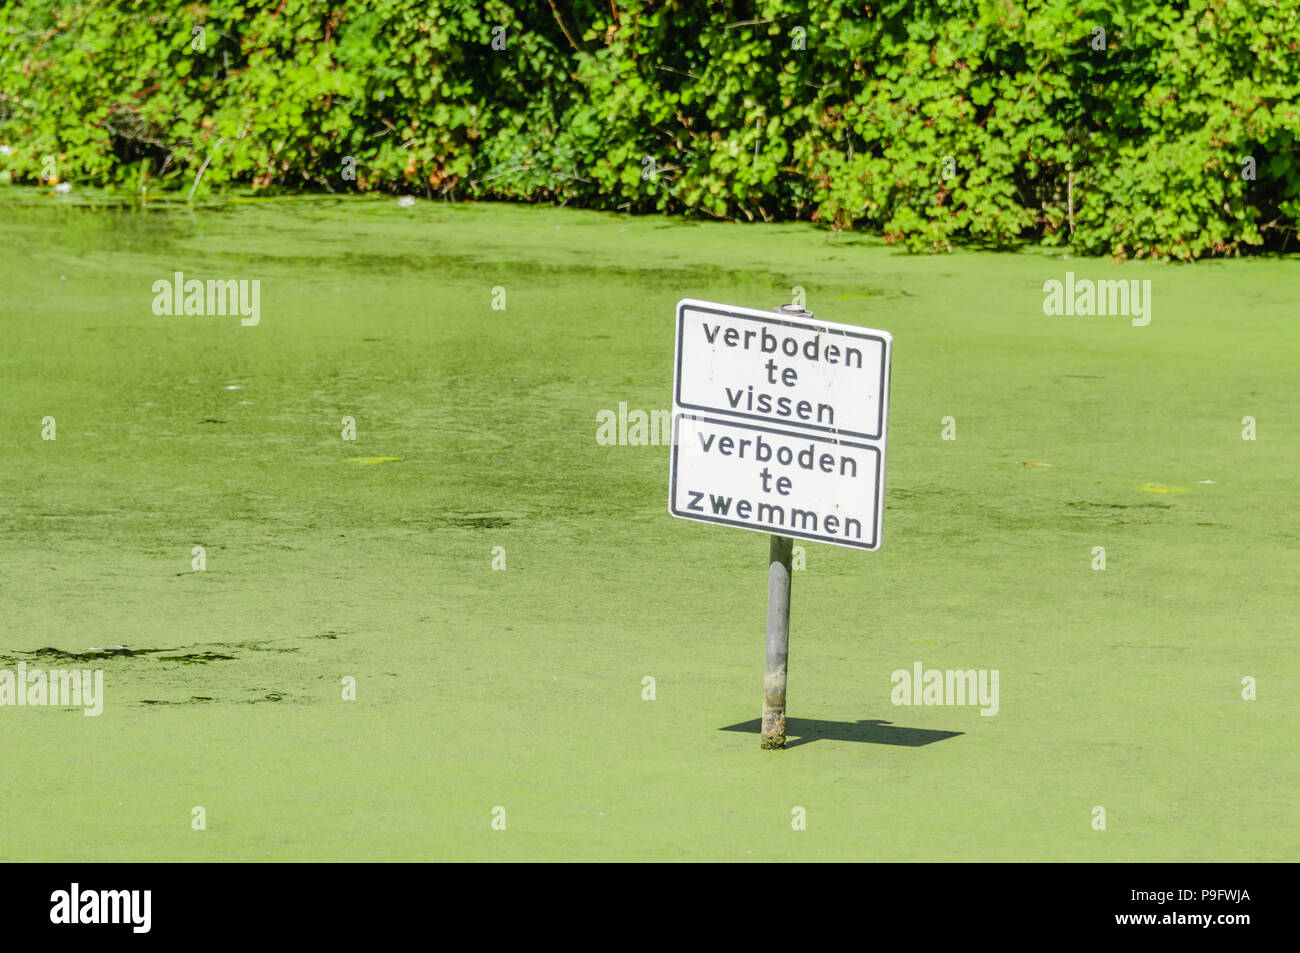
[1, 188, 1296, 860]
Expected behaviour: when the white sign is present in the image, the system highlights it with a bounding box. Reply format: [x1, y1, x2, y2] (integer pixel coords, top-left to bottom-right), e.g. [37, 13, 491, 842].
[669, 299, 891, 550]
[675, 299, 888, 440]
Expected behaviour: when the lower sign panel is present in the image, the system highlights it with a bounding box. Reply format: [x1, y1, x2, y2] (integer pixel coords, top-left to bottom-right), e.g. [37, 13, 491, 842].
[669, 414, 883, 550]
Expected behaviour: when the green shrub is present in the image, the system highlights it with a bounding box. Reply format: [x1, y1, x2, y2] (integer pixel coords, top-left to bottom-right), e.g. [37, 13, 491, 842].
[2, 0, 1297, 259]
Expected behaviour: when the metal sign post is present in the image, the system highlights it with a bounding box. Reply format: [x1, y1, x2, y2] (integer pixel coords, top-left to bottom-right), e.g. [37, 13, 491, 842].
[669, 298, 892, 751]
[763, 532, 794, 748]
[762, 304, 809, 750]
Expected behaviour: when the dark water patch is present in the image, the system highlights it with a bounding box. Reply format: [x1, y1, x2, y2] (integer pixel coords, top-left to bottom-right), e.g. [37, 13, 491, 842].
[1103, 644, 1188, 653]
[886, 486, 950, 501]
[1061, 499, 1179, 527]
[158, 652, 236, 664]
[217, 642, 299, 654]
[415, 512, 521, 529]
[1066, 501, 1174, 510]
[189, 244, 807, 294]
[35, 510, 119, 519]
[27, 646, 168, 662]
[139, 696, 215, 706]
[447, 516, 513, 528]
[834, 288, 894, 301]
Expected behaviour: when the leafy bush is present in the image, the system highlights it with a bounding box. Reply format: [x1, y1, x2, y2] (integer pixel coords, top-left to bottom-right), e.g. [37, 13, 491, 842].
[2, 0, 1297, 259]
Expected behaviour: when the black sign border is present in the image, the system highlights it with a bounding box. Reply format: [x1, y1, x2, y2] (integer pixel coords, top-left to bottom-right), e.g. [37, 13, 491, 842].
[674, 302, 889, 441]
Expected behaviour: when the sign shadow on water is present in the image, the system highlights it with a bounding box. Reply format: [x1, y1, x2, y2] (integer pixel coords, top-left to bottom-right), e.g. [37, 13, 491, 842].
[720, 717, 962, 749]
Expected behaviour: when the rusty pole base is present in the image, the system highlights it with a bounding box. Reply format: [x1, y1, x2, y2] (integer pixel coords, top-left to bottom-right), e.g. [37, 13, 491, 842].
[760, 720, 786, 749]
[762, 533, 793, 750]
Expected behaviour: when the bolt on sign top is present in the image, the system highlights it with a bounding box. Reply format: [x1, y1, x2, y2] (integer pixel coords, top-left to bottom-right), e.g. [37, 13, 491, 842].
[669, 299, 892, 550]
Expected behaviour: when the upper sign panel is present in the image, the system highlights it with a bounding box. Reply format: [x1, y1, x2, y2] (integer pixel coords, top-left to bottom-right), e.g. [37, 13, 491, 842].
[673, 299, 890, 441]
